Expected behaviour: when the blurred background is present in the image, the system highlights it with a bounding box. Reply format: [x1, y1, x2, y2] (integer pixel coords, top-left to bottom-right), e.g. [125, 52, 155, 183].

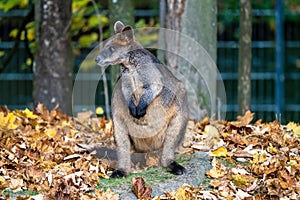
[0, 0, 299, 123]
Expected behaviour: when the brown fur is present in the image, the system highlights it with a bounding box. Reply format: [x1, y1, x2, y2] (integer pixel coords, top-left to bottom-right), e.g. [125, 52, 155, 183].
[95, 21, 188, 175]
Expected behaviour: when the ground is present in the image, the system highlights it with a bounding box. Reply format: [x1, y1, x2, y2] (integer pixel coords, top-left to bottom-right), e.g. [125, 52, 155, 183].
[0, 105, 299, 199]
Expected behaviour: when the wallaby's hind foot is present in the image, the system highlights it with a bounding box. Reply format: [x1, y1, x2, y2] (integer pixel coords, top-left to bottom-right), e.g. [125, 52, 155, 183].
[167, 161, 186, 175]
[110, 169, 127, 178]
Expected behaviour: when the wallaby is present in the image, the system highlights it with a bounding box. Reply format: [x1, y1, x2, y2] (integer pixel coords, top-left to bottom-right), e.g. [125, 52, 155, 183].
[95, 21, 188, 177]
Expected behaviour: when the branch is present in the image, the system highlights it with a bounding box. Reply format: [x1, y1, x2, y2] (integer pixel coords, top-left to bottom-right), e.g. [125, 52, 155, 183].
[90, 0, 111, 119]
[0, 5, 34, 73]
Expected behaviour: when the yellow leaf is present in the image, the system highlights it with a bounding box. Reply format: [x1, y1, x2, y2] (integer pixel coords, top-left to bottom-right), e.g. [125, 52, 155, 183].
[0, 112, 5, 127]
[45, 129, 56, 138]
[287, 159, 297, 166]
[79, 33, 98, 47]
[20, 0, 29, 8]
[23, 108, 38, 119]
[267, 143, 279, 154]
[96, 106, 104, 115]
[9, 29, 18, 38]
[72, 0, 89, 13]
[24, 57, 30, 65]
[27, 28, 35, 41]
[286, 122, 300, 136]
[62, 120, 71, 127]
[293, 126, 300, 136]
[231, 174, 249, 186]
[88, 15, 99, 28]
[286, 122, 297, 130]
[0, 51, 4, 57]
[0, 112, 18, 130]
[252, 152, 267, 164]
[176, 187, 190, 200]
[100, 15, 109, 26]
[0, 176, 5, 182]
[210, 146, 228, 157]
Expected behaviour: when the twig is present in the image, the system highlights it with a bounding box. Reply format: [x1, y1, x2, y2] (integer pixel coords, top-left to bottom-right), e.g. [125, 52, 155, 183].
[90, 0, 111, 120]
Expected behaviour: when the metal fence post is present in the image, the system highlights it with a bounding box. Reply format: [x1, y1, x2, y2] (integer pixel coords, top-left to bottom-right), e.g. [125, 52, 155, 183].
[275, 0, 285, 120]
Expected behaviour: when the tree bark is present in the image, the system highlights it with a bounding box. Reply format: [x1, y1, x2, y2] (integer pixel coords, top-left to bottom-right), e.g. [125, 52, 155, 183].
[34, 0, 73, 114]
[160, 0, 217, 120]
[238, 0, 252, 115]
[108, 0, 134, 89]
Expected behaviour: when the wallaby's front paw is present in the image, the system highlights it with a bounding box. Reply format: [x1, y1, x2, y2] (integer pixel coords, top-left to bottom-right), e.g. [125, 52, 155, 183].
[128, 99, 137, 117]
[136, 102, 147, 118]
[110, 170, 127, 178]
[128, 97, 147, 119]
[167, 161, 186, 175]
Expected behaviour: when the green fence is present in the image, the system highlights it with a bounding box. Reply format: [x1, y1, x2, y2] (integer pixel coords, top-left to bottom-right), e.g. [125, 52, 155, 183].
[0, 5, 299, 123]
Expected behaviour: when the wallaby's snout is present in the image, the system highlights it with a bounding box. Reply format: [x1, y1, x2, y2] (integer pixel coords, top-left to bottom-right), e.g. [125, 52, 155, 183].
[95, 55, 101, 65]
[95, 51, 110, 67]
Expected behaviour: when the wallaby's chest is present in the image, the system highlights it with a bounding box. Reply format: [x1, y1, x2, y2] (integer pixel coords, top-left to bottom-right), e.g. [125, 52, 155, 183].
[121, 69, 145, 105]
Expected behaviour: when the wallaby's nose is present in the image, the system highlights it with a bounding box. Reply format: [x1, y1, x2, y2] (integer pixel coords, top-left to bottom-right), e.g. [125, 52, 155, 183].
[95, 56, 101, 64]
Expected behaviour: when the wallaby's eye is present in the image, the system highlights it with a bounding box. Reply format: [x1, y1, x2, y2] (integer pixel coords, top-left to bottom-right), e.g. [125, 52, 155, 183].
[108, 46, 115, 53]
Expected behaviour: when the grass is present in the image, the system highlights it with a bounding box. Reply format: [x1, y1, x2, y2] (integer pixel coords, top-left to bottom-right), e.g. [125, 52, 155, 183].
[1, 189, 38, 196]
[97, 166, 176, 192]
[201, 177, 212, 190]
[97, 154, 199, 192]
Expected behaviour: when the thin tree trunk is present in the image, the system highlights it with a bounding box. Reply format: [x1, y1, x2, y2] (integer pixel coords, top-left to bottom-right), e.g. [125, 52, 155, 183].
[108, 0, 134, 89]
[238, 0, 252, 115]
[34, 0, 73, 114]
[160, 0, 217, 121]
[91, 0, 110, 119]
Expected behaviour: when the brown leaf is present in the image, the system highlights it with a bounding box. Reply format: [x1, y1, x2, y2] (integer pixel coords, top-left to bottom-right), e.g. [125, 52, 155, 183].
[278, 169, 296, 189]
[229, 110, 254, 127]
[94, 189, 119, 200]
[132, 177, 152, 200]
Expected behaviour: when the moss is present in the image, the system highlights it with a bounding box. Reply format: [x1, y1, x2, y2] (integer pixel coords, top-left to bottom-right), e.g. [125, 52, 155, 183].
[97, 166, 177, 191]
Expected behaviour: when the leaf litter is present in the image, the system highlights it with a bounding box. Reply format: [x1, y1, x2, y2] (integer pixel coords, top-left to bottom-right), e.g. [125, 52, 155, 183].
[0, 105, 299, 199]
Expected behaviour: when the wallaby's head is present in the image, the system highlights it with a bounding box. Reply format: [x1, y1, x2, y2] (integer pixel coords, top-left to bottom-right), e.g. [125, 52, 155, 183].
[95, 21, 139, 67]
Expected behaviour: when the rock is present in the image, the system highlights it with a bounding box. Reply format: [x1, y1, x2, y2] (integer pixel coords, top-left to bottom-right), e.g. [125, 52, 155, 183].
[115, 151, 211, 199]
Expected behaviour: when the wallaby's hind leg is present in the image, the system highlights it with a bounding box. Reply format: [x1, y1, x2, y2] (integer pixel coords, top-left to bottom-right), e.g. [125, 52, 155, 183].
[110, 119, 131, 178]
[160, 105, 188, 175]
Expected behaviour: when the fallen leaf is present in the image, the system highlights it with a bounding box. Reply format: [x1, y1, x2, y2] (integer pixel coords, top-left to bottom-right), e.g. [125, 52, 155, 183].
[23, 108, 39, 119]
[132, 177, 152, 200]
[231, 174, 249, 187]
[0, 112, 18, 130]
[229, 110, 254, 127]
[206, 158, 227, 178]
[94, 189, 119, 200]
[235, 189, 251, 199]
[210, 146, 228, 157]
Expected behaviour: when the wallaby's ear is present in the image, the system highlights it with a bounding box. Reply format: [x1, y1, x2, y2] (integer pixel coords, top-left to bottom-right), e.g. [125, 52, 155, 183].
[121, 26, 133, 42]
[114, 21, 125, 33]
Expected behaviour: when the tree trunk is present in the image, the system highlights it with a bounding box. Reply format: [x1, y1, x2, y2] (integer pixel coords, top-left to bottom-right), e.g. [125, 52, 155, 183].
[159, 0, 217, 120]
[33, 0, 73, 115]
[238, 0, 252, 115]
[108, 0, 134, 89]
